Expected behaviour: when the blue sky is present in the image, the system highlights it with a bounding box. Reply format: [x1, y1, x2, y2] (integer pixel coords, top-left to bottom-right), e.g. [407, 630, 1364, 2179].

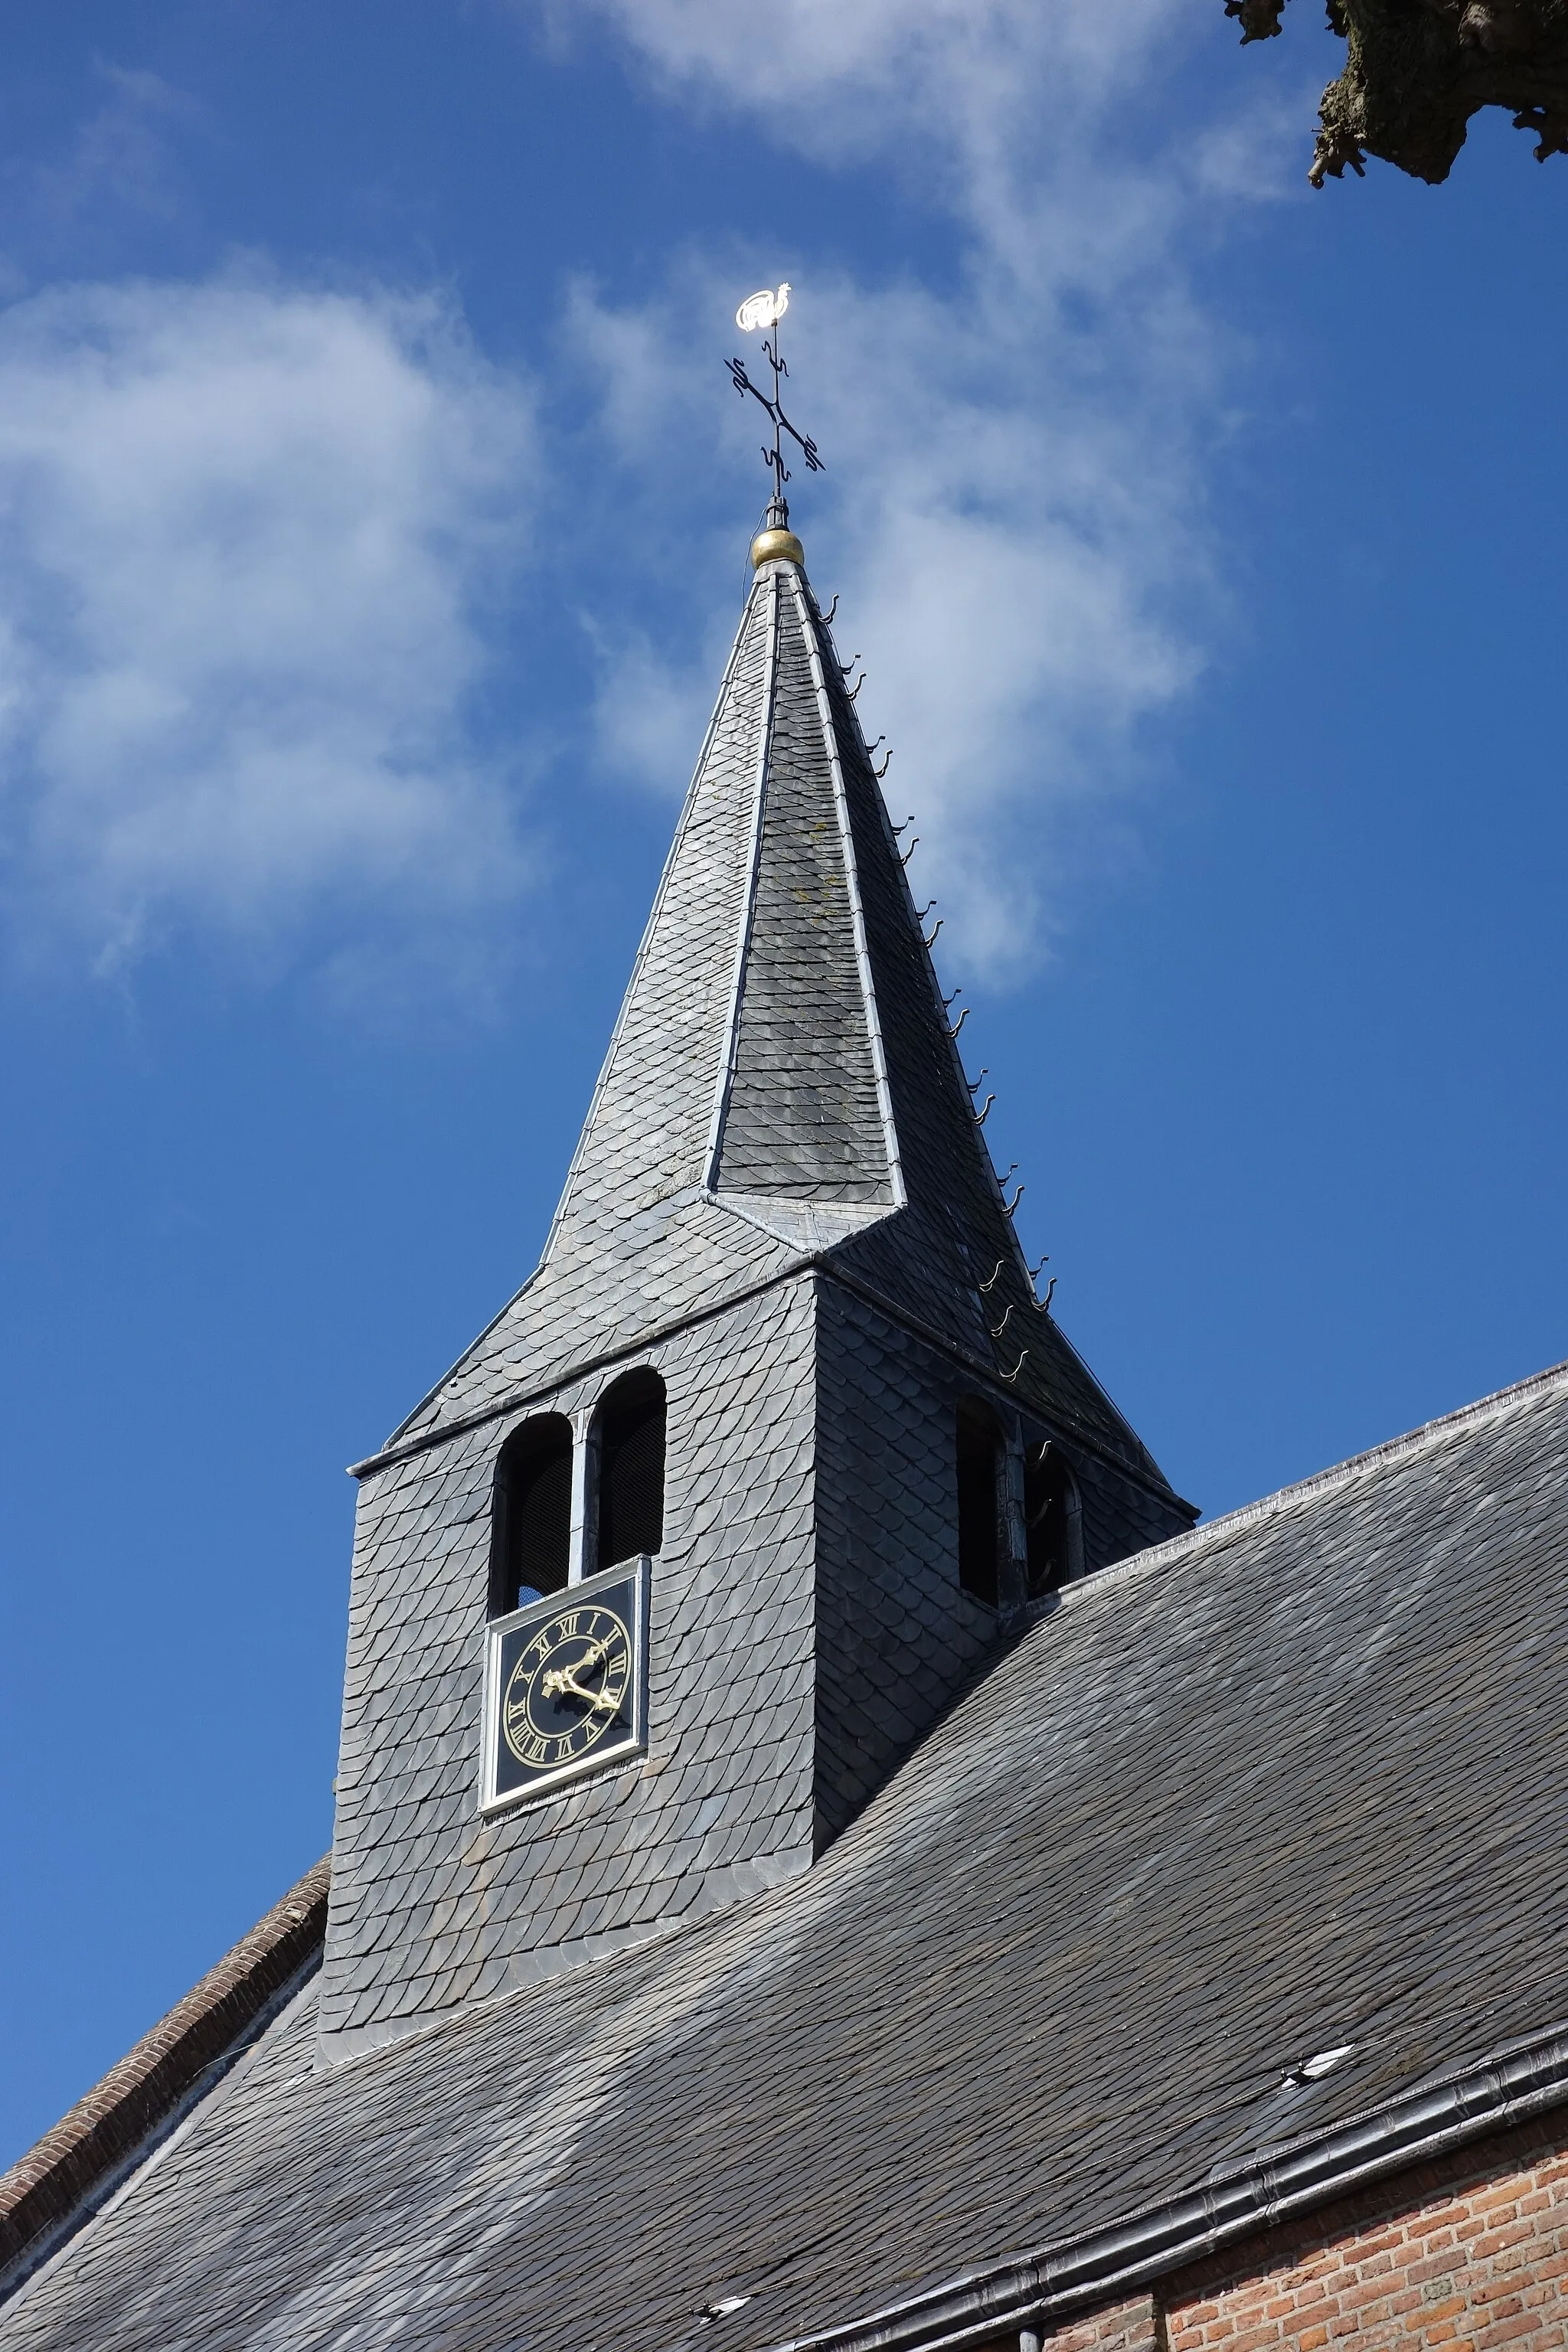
[2, 0, 1566, 2167]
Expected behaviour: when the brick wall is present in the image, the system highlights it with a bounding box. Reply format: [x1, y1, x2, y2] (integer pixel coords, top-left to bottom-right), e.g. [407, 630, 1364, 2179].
[1164, 2115, 1568, 2349]
[975, 2301, 1161, 2352]
[1054, 2298, 1160, 2350]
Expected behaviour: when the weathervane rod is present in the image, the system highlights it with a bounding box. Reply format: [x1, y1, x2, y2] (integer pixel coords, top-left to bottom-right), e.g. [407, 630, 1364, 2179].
[730, 281, 822, 510]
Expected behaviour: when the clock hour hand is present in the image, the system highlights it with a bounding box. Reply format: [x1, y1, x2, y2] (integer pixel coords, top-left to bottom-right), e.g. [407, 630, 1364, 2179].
[541, 1642, 618, 1710]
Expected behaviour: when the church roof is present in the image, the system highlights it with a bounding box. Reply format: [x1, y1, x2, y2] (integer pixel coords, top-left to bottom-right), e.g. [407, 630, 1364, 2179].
[7, 1355, 1567, 2348]
[377, 524, 1178, 1514]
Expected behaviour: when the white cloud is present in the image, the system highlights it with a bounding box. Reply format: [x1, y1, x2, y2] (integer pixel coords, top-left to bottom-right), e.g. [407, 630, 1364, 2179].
[573, 256, 1211, 981]
[0, 12, 1295, 994]
[590, 627, 724, 799]
[560, 0, 1209, 267]
[555, 0, 1184, 164]
[0, 274, 535, 984]
[24, 65, 199, 249]
[546, 0, 1295, 976]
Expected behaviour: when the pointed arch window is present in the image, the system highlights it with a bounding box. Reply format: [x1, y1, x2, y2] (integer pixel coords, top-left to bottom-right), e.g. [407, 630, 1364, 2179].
[489, 1413, 573, 1616]
[956, 1398, 1004, 1607]
[1024, 1441, 1083, 1596]
[594, 1369, 666, 1570]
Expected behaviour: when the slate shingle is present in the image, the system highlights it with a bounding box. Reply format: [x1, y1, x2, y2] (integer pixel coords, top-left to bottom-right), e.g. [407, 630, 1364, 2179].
[7, 1364, 1568, 2352]
[312, 535, 1194, 2054]
[377, 550, 1186, 1535]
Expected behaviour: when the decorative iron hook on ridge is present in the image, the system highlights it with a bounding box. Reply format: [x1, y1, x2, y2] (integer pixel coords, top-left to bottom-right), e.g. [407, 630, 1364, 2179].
[1024, 1253, 1057, 1313]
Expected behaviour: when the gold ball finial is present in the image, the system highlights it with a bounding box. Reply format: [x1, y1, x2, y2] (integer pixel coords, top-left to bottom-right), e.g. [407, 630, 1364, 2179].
[750, 525, 805, 569]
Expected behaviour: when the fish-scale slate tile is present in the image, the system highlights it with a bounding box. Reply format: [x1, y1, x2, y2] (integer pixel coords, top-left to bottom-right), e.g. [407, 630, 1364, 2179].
[314, 539, 1191, 2054]
[9, 1366, 1568, 2352]
[318, 1281, 823, 2055]
[365, 556, 1187, 1540]
[716, 579, 892, 1204]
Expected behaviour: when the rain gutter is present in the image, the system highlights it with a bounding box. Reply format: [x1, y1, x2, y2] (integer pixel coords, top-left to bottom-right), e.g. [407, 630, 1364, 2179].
[763, 2024, 1568, 2352]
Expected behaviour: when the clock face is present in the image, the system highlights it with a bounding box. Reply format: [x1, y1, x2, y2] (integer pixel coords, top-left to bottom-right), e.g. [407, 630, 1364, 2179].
[503, 1601, 632, 1768]
[482, 1563, 647, 1809]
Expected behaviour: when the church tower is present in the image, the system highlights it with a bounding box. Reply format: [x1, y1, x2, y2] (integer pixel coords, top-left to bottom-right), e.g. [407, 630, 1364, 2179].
[318, 494, 1194, 2063]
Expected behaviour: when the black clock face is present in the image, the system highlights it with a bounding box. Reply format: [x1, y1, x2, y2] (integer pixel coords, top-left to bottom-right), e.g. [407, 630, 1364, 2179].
[485, 1567, 645, 1806]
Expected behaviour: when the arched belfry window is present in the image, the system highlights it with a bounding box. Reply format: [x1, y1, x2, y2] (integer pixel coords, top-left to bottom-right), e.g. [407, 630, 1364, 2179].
[594, 1369, 665, 1570]
[489, 1413, 573, 1617]
[956, 1399, 1004, 1608]
[1024, 1442, 1083, 1597]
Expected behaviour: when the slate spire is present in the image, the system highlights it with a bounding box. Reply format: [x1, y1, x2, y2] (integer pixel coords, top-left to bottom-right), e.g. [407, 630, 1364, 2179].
[548, 496, 904, 1259]
[328, 495, 1192, 2058]
[390, 504, 1175, 1499]
[703, 510, 903, 1218]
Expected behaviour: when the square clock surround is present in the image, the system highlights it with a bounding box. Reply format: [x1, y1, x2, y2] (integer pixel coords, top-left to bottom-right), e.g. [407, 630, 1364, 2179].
[479, 1557, 650, 1814]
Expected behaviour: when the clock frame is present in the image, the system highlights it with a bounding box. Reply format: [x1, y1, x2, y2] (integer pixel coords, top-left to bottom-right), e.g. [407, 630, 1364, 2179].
[479, 1557, 649, 1815]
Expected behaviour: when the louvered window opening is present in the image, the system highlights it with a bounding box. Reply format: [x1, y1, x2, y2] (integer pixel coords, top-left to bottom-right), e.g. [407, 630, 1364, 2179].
[1025, 1444, 1080, 1596]
[596, 1372, 666, 1570]
[956, 1400, 1003, 1607]
[490, 1415, 573, 1614]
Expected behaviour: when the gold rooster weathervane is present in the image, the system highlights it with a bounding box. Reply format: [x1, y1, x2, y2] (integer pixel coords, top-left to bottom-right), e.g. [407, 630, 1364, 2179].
[728, 281, 823, 506]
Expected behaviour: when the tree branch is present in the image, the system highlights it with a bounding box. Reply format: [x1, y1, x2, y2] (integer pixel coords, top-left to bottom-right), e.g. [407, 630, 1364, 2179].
[1226, 0, 1568, 184]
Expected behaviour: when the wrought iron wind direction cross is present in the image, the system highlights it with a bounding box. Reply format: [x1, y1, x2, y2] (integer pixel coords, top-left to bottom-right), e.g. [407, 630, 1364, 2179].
[729, 282, 823, 496]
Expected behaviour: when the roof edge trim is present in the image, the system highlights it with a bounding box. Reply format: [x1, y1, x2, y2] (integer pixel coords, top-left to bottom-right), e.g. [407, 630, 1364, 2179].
[378, 573, 769, 1455]
[710, 1194, 893, 1252]
[1060, 1353, 1568, 1609]
[348, 1258, 818, 1478]
[0, 1855, 329, 2301]
[541, 587, 760, 1271]
[348, 1259, 1191, 1510]
[703, 564, 781, 1191]
[793, 577, 906, 1208]
[765, 2020, 1568, 2352]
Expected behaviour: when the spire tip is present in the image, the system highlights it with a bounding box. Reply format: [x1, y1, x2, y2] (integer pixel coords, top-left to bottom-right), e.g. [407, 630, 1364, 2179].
[752, 493, 803, 567]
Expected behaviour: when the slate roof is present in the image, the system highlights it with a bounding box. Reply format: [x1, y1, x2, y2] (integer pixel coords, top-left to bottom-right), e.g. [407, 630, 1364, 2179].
[0, 1863, 328, 2282]
[7, 1356, 1567, 2351]
[378, 529, 1178, 1514]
